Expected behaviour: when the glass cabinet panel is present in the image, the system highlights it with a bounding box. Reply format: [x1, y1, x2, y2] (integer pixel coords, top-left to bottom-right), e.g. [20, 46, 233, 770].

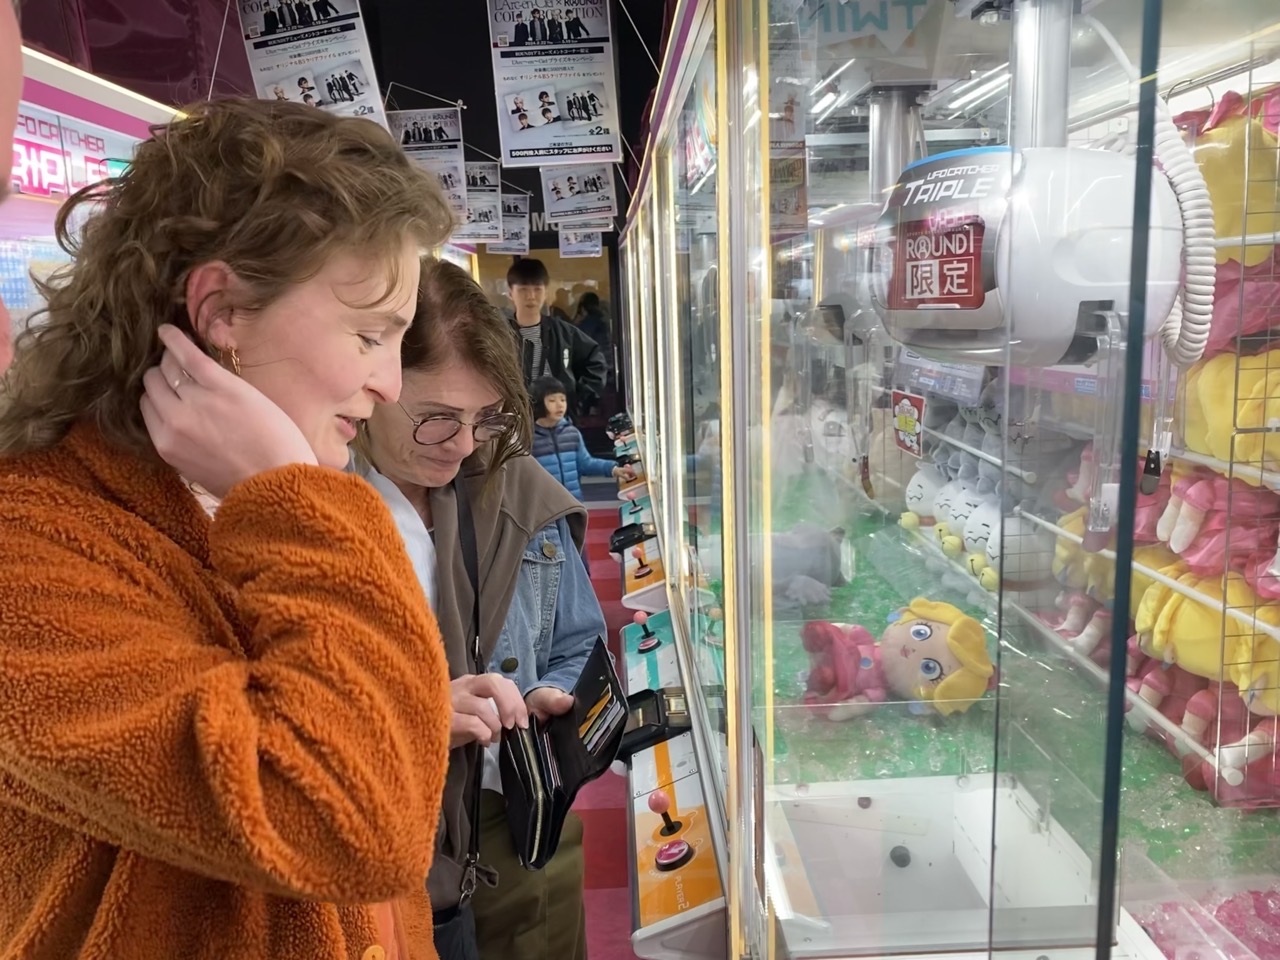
[668, 28, 730, 814]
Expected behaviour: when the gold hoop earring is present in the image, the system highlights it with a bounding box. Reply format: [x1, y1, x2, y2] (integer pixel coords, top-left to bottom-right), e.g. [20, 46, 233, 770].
[215, 346, 242, 377]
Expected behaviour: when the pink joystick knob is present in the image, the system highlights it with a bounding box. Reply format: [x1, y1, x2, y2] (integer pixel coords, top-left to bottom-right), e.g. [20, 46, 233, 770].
[648, 790, 681, 835]
[631, 546, 644, 561]
[635, 612, 654, 638]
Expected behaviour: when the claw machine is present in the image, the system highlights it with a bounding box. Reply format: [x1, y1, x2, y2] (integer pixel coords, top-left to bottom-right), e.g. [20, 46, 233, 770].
[7, 47, 177, 336]
[621, 2, 1280, 959]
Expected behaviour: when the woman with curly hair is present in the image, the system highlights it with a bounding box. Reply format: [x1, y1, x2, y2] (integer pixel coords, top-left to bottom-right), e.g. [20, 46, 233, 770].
[0, 98, 458, 959]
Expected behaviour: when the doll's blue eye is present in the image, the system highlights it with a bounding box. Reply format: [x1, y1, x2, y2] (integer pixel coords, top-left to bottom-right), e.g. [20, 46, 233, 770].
[910, 623, 932, 641]
[920, 658, 943, 680]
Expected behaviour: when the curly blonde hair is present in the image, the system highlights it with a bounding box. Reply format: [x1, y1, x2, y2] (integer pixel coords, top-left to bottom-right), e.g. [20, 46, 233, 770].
[0, 98, 455, 457]
[903, 598, 995, 716]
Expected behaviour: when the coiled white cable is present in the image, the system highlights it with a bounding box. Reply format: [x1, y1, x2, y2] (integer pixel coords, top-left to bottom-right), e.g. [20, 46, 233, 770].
[1081, 15, 1215, 367]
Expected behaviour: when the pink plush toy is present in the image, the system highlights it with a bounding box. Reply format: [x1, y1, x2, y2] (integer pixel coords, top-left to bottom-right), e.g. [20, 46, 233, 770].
[801, 599, 996, 719]
[1158, 473, 1280, 576]
[1178, 683, 1264, 805]
[1125, 638, 1210, 748]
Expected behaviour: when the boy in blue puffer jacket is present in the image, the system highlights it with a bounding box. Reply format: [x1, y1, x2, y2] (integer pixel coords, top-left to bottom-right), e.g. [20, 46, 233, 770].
[531, 376, 635, 501]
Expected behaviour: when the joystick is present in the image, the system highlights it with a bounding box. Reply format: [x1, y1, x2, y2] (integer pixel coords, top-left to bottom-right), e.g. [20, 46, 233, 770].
[629, 498, 644, 515]
[648, 789, 684, 836]
[636, 612, 661, 653]
[632, 546, 653, 579]
[648, 790, 693, 870]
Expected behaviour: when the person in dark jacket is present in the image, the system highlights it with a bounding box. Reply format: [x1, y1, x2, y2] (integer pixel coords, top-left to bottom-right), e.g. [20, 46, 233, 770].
[507, 258, 607, 417]
[530, 376, 633, 501]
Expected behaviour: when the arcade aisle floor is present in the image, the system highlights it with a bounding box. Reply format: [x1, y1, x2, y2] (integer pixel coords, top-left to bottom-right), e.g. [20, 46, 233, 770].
[577, 488, 643, 960]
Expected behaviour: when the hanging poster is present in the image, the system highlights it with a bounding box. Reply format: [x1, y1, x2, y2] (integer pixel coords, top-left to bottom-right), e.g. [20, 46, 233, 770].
[236, 0, 387, 128]
[560, 216, 614, 232]
[455, 161, 503, 242]
[890, 390, 925, 457]
[486, 0, 622, 167]
[488, 194, 530, 255]
[387, 108, 466, 222]
[559, 230, 603, 258]
[539, 163, 617, 223]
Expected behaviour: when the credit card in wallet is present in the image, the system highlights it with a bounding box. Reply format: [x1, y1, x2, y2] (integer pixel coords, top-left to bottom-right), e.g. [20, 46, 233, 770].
[581, 689, 619, 746]
[578, 686, 614, 740]
[585, 699, 624, 755]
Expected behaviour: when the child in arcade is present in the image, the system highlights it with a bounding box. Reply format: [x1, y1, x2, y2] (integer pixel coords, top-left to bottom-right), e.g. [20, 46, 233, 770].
[803, 598, 997, 718]
[531, 375, 634, 502]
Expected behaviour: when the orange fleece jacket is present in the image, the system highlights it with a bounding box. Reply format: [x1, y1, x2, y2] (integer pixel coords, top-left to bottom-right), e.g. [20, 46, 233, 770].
[0, 424, 450, 960]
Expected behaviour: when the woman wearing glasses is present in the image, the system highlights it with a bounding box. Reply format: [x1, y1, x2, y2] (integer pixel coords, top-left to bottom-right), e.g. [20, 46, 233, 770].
[359, 257, 597, 960]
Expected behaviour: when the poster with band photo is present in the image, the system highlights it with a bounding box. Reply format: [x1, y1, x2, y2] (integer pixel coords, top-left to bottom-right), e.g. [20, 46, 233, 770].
[486, 0, 622, 167]
[539, 163, 617, 223]
[387, 108, 467, 223]
[237, 0, 388, 128]
[488, 193, 530, 255]
[454, 162, 503, 242]
[558, 230, 602, 258]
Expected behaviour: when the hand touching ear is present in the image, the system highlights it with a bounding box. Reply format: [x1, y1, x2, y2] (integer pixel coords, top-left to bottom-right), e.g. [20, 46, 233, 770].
[141, 325, 317, 496]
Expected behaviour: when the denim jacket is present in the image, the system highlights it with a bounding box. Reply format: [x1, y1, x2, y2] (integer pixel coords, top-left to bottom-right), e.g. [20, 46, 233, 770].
[490, 515, 602, 696]
[357, 455, 602, 909]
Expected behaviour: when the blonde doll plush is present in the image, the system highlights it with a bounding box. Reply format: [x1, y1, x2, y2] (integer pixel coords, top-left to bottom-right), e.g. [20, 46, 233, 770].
[802, 598, 996, 719]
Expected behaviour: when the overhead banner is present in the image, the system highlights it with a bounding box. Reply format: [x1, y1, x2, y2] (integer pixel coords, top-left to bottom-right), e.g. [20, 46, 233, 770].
[455, 162, 503, 242]
[489, 193, 531, 255]
[486, 0, 622, 167]
[539, 163, 617, 223]
[559, 230, 603, 258]
[388, 108, 467, 223]
[236, 0, 387, 128]
[11, 103, 138, 199]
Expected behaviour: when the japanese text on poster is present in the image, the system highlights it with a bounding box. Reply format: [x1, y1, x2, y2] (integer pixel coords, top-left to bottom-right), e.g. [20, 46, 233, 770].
[539, 163, 617, 223]
[455, 162, 503, 242]
[388, 108, 466, 223]
[237, 0, 387, 128]
[488, 193, 531, 255]
[890, 390, 925, 457]
[486, 0, 622, 166]
[559, 230, 602, 258]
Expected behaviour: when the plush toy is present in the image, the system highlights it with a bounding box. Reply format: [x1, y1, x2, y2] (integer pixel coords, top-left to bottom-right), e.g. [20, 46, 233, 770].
[900, 462, 948, 531]
[771, 523, 847, 614]
[940, 486, 985, 558]
[959, 498, 1002, 575]
[801, 598, 996, 719]
[979, 514, 1058, 608]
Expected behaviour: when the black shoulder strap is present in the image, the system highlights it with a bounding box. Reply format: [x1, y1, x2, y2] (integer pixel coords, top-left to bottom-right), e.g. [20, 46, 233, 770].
[454, 478, 484, 905]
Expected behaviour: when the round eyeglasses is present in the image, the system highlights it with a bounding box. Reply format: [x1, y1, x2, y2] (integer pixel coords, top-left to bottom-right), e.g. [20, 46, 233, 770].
[399, 403, 518, 446]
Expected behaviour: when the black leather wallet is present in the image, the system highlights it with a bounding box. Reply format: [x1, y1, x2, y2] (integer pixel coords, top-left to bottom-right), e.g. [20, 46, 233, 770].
[499, 637, 626, 870]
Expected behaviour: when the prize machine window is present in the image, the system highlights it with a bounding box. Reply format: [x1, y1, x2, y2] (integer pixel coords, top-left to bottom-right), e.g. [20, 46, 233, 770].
[670, 36, 728, 788]
[743, 1, 1158, 956]
[5, 104, 132, 335]
[635, 209, 663, 497]
[750, 2, 1280, 960]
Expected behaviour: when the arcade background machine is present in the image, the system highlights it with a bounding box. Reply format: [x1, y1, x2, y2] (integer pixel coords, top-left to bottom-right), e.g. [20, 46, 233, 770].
[617, 1, 1280, 959]
[5, 47, 176, 339]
